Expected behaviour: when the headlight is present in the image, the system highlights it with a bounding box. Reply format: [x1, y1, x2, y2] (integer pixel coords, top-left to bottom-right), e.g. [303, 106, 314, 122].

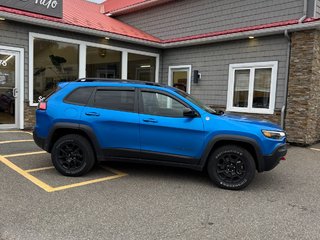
[262, 130, 286, 139]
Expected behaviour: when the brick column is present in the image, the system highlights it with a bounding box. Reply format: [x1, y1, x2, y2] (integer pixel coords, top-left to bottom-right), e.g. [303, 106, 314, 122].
[285, 30, 320, 145]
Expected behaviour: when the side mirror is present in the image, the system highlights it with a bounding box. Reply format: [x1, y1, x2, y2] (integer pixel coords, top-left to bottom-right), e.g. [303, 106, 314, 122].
[183, 108, 198, 117]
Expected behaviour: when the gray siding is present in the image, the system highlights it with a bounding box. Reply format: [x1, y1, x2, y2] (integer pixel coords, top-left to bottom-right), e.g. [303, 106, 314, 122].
[161, 35, 288, 110]
[315, 0, 320, 17]
[0, 20, 160, 100]
[118, 0, 304, 40]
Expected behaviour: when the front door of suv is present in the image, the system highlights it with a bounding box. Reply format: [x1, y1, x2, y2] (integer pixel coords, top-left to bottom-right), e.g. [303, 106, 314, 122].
[138, 89, 205, 164]
[81, 87, 140, 158]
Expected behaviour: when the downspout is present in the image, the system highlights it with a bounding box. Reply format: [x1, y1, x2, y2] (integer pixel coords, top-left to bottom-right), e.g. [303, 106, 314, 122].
[281, 30, 291, 129]
[299, 0, 308, 23]
[281, 0, 307, 128]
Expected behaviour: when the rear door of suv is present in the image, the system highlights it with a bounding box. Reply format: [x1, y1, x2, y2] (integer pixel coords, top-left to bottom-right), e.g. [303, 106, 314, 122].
[81, 87, 140, 159]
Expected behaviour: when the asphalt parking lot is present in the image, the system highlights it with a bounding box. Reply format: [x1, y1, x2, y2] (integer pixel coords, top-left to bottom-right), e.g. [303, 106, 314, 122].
[1, 131, 320, 240]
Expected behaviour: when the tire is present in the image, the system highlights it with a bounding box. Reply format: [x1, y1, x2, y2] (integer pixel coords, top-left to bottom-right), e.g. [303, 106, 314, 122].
[51, 134, 95, 177]
[207, 145, 256, 190]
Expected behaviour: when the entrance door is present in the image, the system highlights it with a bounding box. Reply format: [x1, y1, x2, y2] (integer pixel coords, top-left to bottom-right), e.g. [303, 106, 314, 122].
[168, 65, 192, 94]
[0, 49, 21, 129]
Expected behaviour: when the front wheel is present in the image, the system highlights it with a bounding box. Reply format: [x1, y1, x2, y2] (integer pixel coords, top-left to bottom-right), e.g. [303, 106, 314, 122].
[51, 134, 95, 176]
[207, 145, 256, 190]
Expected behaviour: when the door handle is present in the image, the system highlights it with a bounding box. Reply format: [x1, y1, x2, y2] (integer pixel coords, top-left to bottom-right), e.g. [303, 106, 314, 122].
[85, 112, 100, 116]
[143, 118, 158, 123]
[12, 88, 18, 98]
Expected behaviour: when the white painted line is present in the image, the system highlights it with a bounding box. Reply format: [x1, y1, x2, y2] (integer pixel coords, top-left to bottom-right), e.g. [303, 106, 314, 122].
[0, 131, 33, 135]
[310, 148, 320, 152]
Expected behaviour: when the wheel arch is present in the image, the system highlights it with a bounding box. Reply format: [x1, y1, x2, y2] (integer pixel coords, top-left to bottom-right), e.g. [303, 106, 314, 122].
[200, 135, 264, 172]
[47, 123, 104, 161]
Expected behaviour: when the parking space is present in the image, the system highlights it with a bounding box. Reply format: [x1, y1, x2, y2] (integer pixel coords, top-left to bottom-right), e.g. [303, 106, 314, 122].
[1, 131, 320, 240]
[0, 131, 127, 192]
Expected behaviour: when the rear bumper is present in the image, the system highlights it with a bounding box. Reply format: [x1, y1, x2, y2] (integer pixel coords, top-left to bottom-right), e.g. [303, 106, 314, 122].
[261, 144, 287, 171]
[33, 129, 47, 151]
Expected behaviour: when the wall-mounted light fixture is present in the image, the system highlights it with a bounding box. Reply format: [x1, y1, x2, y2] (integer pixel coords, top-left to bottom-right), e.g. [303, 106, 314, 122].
[249, 36, 255, 39]
[140, 65, 151, 68]
[193, 70, 201, 83]
[105, 37, 110, 40]
[0, 17, 5, 21]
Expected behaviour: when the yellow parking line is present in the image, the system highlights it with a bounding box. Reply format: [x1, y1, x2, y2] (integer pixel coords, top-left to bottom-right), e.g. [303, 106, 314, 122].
[3, 151, 47, 158]
[0, 131, 33, 135]
[0, 154, 128, 192]
[25, 166, 55, 173]
[0, 155, 54, 192]
[0, 139, 34, 144]
[50, 172, 128, 192]
[310, 148, 320, 152]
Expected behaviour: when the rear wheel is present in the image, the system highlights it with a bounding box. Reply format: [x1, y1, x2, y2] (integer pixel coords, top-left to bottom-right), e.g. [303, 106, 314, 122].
[207, 145, 255, 190]
[51, 134, 95, 176]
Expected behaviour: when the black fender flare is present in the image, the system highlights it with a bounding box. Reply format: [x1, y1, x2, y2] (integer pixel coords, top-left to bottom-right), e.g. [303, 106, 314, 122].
[47, 123, 104, 161]
[199, 135, 264, 172]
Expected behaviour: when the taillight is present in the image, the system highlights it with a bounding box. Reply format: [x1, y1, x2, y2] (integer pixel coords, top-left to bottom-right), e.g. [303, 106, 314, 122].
[38, 102, 47, 110]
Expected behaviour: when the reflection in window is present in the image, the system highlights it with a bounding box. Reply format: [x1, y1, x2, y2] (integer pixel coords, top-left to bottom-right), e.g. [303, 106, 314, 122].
[86, 47, 121, 79]
[141, 92, 185, 117]
[128, 53, 156, 82]
[233, 70, 250, 107]
[33, 39, 79, 103]
[253, 69, 272, 108]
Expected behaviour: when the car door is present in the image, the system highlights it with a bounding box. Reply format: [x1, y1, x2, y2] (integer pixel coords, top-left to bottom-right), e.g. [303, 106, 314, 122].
[81, 87, 140, 158]
[138, 89, 205, 164]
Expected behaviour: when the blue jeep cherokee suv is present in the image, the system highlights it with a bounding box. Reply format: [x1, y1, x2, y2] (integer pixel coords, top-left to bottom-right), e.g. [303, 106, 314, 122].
[33, 79, 287, 190]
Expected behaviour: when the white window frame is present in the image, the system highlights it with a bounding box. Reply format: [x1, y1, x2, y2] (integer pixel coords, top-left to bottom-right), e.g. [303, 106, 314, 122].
[168, 65, 192, 94]
[29, 32, 160, 106]
[227, 61, 278, 114]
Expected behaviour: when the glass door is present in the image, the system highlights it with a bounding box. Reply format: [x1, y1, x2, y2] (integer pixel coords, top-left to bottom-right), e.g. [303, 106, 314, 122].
[168, 65, 191, 94]
[0, 50, 18, 128]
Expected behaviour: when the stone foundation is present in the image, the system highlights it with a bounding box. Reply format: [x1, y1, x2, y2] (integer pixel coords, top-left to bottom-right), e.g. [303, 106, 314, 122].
[24, 103, 36, 129]
[285, 30, 320, 145]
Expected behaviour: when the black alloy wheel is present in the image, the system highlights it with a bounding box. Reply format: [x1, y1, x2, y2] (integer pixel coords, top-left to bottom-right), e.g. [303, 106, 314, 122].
[207, 145, 256, 190]
[52, 134, 95, 176]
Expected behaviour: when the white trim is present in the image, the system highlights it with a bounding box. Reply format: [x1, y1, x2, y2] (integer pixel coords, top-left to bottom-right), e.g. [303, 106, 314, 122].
[79, 44, 86, 78]
[168, 65, 192, 94]
[121, 51, 128, 79]
[0, 46, 24, 129]
[227, 61, 278, 114]
[314, 0, 318, 18]
[28, 32, 160, 106]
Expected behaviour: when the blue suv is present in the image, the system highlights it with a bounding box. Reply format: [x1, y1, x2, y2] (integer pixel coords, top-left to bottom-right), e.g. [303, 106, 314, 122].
[33, 79, 287, 190]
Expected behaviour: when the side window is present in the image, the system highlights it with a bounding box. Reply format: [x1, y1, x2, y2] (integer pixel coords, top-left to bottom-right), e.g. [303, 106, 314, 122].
[93, 90, 135, 112]
[64, 87, 94, 105]
[141, 91, 186, 117]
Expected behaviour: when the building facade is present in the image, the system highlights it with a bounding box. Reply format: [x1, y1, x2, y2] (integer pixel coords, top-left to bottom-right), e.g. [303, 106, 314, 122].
[0, 0, 319, 145]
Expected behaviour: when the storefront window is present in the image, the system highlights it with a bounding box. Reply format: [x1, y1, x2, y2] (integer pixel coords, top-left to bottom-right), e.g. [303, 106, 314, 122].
[86, 47, 121, 79]
[128, 53, 156, 82]
[33, 39, 79, 103]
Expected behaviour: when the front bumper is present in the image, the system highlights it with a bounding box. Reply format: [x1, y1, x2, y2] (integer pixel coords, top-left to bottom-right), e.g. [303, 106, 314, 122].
[262, 144, 287, 171]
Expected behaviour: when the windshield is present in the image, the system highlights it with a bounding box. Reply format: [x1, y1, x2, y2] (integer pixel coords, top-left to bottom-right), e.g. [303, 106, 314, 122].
[174, 89, 222, 115]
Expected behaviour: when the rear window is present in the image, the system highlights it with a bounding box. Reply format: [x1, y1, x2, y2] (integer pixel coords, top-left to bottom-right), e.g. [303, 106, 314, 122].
[64, 87, 94, 105]
[92, 90, 135, 112]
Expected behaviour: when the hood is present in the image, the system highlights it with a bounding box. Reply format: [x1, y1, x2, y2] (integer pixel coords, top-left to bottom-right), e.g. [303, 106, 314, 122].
[222, 113, 282, 130]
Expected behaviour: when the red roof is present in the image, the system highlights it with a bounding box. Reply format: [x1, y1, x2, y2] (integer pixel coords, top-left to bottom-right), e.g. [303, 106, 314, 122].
[0, 0, 160, 42]
[1, 0, 320, 45]
[103, 0, 149, 13]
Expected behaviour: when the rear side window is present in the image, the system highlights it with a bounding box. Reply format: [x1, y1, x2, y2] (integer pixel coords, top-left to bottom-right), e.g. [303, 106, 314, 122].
[93, 90, 135, 112]
[64, 87, 94, 105]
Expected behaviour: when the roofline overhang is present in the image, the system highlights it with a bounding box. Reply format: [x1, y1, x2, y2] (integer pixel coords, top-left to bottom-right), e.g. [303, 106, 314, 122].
[1, 11, 320, 49]
[162, 20, 320, 48]
[0, 11, 163, 48]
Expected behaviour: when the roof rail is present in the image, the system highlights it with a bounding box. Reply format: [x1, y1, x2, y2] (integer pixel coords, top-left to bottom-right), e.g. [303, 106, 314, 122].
[75, 78, 163, 87]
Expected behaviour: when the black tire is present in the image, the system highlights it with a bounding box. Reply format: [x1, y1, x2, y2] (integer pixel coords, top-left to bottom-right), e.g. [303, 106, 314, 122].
[51, 134, 95, 177]
[207, 145, 256, 190]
